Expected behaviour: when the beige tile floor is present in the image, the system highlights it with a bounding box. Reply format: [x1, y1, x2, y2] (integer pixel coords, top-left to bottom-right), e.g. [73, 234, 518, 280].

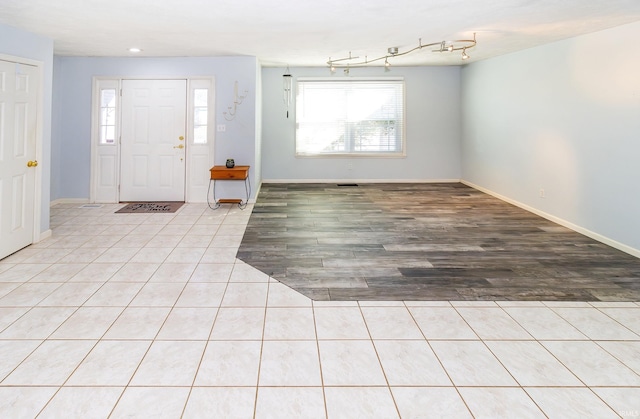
[0, 203, 639, 418]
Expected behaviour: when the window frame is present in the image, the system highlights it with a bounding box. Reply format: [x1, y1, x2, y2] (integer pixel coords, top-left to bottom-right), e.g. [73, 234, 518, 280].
[191, 87, 209, 145]
[96, 81, 119, 146]
[98, 88, 117, 145]
[295, 77, 406, 158]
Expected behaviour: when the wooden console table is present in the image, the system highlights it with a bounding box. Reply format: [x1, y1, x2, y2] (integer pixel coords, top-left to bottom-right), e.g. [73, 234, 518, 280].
[208, 165, 251, 209]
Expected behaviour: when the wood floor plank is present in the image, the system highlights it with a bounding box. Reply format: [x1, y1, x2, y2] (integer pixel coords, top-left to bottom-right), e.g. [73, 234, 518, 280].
[238, 183, 640, 301]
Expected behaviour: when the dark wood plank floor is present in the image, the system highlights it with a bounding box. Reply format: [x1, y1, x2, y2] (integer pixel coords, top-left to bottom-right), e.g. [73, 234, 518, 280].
[237, 183, 640, 301]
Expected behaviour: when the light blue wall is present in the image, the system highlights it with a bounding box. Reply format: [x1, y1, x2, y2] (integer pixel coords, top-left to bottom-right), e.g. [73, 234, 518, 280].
[461, 21, 640, 253]
[0, 23, 54, 233]
[261, 66, 462, 181]
[52, 56, 259, 200]
[254, 59, 263, 188]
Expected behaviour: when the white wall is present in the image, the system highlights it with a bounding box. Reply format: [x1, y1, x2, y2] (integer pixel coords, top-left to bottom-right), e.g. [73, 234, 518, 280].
[0, 23, 54, 234]
[261, 66, 462, 182]
[461, 21, 640, 254]
[52, 56, 259, 201]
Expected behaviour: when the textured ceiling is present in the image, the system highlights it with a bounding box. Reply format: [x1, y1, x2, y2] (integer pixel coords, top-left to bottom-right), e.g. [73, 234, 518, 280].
[1, 0, 640, 67]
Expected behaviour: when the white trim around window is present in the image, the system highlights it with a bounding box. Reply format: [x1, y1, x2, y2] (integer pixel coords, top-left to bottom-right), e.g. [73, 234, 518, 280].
[295, 77, 406, 158]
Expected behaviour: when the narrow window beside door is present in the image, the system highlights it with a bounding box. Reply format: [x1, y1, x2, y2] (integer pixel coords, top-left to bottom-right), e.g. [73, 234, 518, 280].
[99, 88, 117, 144]
[193, 88, 208, 144]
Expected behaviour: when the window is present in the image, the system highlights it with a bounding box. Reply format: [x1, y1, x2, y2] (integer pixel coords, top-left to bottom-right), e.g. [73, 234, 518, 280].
[99, 88, 116, 144]
[193, 88, 208, 144]
[295, 78, 404, 156]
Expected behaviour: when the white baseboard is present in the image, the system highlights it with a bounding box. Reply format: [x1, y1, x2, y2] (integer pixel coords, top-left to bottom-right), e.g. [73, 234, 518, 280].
[251, 182, 262, 203]
[52, 197, 262, 206]
[462, 180, 640, 259]
[262, 178, 462, 184]
[37, 229, 52, 242]
[50, 198, 90, 206]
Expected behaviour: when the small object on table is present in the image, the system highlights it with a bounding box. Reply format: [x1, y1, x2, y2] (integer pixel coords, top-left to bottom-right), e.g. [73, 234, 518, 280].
[226, 158, 235, 168]
[208, 165, 250, 210]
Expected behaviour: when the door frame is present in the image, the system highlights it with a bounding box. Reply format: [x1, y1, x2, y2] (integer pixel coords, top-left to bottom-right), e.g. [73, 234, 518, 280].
[119, 79, 187, 202]
[0, 53, 45, 248]
[90, 76, 215, 203]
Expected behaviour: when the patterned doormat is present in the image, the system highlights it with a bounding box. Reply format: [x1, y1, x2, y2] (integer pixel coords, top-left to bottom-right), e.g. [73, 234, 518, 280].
[116, 202, 184, 214]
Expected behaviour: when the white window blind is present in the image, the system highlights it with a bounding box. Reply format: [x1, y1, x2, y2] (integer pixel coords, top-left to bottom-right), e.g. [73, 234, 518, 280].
[295, 78, 405, 156]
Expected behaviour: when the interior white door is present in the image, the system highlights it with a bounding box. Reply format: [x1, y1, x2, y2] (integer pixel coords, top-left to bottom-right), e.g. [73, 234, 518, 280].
[120, 79, 187, 202]
[0, 60, 39, 260]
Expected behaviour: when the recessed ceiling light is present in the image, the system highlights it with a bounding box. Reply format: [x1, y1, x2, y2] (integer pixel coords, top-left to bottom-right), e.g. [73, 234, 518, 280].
[129, 47, 142, 53]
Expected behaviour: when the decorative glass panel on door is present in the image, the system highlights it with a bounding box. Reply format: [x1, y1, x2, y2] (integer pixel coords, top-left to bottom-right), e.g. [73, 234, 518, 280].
[99, 88, 116, 144]
[193, 88, 208, 144]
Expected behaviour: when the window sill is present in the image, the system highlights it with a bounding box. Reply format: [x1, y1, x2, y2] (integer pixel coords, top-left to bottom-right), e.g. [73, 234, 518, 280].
[295, 152, 406, 158]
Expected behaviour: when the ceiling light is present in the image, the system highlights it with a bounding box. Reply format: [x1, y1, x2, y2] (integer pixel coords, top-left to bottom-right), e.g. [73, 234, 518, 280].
[326, 33, 476, 72]
[329, 59, 336, 74]
[128, 47, 142, 53]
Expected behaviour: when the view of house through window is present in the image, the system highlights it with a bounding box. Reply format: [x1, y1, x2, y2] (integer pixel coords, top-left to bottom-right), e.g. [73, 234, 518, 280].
[295, 78, 405, 156]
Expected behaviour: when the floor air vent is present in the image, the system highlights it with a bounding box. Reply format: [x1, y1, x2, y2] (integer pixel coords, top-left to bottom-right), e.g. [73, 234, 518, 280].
[337, 183, 359, 187]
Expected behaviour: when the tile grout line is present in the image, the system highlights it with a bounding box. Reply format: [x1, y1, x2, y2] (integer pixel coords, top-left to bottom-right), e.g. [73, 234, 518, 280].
[310, 295, 329, 419]
[405, 300, 475, 418]
[30, 208, 158, 418]
[101, 205, 214, 418]
[252, 267, 272, 419]
[356, 300, 402, 418]
[180, 224, 236, 418]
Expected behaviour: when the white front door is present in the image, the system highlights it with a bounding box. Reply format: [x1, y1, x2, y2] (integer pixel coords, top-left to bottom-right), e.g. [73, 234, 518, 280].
[0, 60, 39, 260]
[120, 79, 187, 202]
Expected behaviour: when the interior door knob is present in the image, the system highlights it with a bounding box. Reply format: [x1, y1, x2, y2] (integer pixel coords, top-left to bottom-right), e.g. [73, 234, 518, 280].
[173, 144, 184, 149]
[27, 160, 38, 167]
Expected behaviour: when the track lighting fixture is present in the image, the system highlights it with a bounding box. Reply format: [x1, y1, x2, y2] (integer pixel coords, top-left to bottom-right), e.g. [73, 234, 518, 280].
[327, 33, 476, 73]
